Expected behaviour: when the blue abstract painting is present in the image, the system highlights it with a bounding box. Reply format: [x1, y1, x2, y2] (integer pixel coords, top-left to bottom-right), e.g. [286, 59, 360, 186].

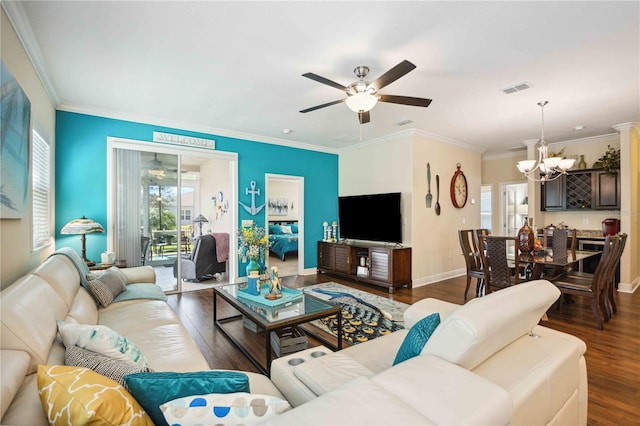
[1, 60, 31, 219]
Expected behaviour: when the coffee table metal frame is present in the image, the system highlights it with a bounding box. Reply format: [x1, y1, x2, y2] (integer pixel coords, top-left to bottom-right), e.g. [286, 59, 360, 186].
[213, 285, 342, 376]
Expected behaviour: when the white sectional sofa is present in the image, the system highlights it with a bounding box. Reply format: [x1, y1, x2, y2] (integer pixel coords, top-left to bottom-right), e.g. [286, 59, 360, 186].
[1, 251, 587, 425]
[0, 253, 281, 425]
[270, 279, 588, 425]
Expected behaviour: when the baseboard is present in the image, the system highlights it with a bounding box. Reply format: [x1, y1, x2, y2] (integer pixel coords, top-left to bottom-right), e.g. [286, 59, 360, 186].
[302, 267, 318, 276]
[617, 276, 640, 293]
[411, 268, 466, 288]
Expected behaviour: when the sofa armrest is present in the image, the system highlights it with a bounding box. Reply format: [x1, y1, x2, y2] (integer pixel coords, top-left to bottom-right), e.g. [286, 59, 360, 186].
[120, 266, 156, 284]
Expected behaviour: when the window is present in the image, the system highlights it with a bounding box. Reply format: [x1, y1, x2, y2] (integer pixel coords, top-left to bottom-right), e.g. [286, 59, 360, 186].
[480, 185, 492, 232]
[180, 209, 192, 221]
[32, 128, 51, 250]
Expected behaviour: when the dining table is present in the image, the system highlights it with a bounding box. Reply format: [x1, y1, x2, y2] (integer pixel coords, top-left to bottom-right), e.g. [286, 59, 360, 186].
[516, 249, 602, 281]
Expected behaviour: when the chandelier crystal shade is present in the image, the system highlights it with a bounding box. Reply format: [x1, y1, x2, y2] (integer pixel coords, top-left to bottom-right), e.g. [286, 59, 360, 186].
[516, 101, 575, 182]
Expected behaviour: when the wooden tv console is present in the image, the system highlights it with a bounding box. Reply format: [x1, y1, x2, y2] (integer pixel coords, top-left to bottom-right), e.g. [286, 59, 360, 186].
[317, 241, 412, 293]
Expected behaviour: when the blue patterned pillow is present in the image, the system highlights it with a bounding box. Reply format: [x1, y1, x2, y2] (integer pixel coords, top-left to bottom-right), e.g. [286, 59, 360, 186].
[161, 392, 290, 425]
[124, 371, 250, 426]
[393, 313, 440, 365]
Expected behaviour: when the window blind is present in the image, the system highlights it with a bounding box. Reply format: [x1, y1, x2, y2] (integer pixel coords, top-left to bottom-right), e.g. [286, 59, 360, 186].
[32, 129, 51, 249]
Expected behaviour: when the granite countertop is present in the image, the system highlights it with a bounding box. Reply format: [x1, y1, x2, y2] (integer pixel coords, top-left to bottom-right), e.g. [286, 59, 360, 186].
[537, 228, 605, 239]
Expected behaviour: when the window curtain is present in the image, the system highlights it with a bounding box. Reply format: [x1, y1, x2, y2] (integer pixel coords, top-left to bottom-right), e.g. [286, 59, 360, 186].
[115, 149, 142, 266]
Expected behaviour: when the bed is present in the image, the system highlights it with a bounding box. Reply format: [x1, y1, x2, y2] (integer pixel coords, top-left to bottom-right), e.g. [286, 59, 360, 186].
[268, 222, 299, 261]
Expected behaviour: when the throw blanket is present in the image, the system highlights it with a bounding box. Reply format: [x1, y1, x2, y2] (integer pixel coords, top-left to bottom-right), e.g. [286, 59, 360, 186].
[211, 232, 229, 263]
[114, 284, 167, 303]
[49, 247, 91, 290]
[49, 247, 166, 303]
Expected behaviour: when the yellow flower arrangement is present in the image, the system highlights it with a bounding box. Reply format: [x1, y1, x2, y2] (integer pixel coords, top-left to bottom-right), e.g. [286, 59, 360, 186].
[238, 224, 270, 264]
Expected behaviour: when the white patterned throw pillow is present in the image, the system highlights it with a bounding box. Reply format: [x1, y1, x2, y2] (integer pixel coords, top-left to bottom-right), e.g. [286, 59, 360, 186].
[57, 322, 150, 368]
[160, 392, 290, 425]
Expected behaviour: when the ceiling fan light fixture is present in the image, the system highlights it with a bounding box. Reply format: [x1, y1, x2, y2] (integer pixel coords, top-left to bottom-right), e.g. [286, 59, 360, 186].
[345, 92, 379, 113]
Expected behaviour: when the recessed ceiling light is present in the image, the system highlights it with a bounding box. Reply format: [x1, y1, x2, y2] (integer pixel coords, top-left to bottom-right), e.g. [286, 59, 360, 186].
[282, 129, 292, 134]
[573, 125, 585, 131]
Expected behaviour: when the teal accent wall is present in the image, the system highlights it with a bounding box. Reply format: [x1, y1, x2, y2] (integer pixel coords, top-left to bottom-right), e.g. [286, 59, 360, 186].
[55, 111, 338, 271]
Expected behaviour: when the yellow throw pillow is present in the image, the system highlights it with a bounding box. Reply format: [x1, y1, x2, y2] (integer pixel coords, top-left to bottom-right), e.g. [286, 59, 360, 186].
[37, 365, 153, 425]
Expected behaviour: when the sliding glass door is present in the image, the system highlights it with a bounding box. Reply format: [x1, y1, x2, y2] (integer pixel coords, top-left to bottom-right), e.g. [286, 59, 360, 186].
[107, 138, 238, 293]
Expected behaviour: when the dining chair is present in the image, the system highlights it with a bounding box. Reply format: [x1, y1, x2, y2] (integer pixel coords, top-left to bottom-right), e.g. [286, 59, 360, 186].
[561, 233, 627, 321]
[476, 234, 520, 295]
[458, 229, 485, 300]
[551, 235, 620, 330]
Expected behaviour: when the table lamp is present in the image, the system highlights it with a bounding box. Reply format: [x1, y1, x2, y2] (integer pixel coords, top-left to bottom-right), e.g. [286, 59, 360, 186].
[61, 215, 104, 266]
[193, 214, 209, 236]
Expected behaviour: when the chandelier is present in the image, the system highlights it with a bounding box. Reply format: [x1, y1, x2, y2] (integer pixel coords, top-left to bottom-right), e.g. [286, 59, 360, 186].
[516, 101, 575, 182]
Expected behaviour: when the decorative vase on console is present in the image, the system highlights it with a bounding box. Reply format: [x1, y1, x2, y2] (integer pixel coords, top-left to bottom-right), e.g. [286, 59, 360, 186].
[517, 218, 535, 253]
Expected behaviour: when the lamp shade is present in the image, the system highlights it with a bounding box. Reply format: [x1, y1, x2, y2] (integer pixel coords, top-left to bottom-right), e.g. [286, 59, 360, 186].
[345, 92, 379, 113]
[192, 214, 209, 224]
[61, 216, 104, 235]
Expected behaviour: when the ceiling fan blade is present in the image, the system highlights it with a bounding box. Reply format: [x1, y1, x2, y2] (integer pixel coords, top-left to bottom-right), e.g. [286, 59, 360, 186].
[302, 73, 348, 91]
[299, 99, 345, 113]
[358, 111, 370, 124]
[369, 60, 416, 91]
[378, 94, 432, 107]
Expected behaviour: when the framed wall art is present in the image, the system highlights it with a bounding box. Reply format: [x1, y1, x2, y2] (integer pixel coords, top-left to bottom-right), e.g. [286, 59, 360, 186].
[1, 60, 31, 219]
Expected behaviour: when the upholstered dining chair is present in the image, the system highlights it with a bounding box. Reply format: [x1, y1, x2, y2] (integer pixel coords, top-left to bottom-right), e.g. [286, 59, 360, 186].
[458, 229, 485, 300]
[552, 234, 621, 330]
[476, 234, 521, 295]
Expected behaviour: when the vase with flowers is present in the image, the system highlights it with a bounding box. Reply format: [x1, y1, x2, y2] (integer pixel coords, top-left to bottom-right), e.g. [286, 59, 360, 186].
[238, 224, 270, 276]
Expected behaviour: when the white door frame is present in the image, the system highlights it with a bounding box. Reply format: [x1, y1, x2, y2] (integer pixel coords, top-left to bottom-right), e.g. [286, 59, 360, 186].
[106, 137, 239, 291]
[499, 181, 528, 236]
[265, 173, 304, 276]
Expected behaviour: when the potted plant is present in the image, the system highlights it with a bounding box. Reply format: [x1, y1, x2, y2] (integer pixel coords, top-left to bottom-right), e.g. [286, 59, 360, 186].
[238, 224, 270, 275]
[593, 145, 620, 175]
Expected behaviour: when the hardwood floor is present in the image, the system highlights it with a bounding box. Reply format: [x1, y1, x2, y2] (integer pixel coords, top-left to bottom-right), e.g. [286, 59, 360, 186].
[167, 274, 640, 425]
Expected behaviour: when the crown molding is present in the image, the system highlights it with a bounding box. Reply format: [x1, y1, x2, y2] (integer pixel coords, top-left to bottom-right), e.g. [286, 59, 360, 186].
[57, 103, 340, 155]
[612, 122, 640, 132]
[338, 128, 485, 154]
[2, 1, 60, 105]
[482, 133, 620, 161]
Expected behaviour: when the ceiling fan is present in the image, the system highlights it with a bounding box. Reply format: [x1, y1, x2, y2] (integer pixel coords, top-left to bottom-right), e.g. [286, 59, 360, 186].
[300, 60, 432, 124]
[144, 153, 185, 179]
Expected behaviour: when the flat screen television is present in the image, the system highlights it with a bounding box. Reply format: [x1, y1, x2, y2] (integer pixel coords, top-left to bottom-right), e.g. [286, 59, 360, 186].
[338, 192, 402, 243]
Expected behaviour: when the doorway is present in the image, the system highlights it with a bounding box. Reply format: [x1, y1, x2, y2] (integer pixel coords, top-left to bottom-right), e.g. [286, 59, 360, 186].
[107, 138, 238, 293]
[265, 174, 304, 277]
[500, 182, 528, 236]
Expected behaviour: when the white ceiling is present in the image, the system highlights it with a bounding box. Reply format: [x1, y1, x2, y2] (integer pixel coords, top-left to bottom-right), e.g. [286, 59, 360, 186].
[6, 1, 639, 155]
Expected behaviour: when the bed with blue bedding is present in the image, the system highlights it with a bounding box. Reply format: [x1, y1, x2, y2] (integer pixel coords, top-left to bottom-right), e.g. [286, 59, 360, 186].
[268, 222, 299, 261]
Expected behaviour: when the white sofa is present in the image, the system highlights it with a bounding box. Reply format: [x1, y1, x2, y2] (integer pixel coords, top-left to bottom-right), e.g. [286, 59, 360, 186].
[269, 280, 588, 425]
[0, 253, 281, 425]
[1, 252, 587, 425]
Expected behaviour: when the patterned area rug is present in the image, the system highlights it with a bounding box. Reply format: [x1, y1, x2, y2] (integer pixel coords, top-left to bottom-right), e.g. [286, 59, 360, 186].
[303, 282, 409, 345]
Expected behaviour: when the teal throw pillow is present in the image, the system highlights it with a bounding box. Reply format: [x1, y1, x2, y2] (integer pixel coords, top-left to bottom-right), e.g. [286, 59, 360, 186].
[393, 313, 440, 365]
[123, 371, 250, 426]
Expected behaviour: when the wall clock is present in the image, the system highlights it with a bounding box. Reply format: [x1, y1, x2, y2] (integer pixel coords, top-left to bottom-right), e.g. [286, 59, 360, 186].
[450, 163, 468, 208]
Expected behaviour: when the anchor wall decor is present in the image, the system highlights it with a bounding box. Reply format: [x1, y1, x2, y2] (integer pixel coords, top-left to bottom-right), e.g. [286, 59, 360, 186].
[239, 180, 266, 216]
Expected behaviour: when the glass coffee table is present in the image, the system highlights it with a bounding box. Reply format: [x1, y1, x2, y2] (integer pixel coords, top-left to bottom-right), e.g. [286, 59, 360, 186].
[213, 284, 342, 376]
